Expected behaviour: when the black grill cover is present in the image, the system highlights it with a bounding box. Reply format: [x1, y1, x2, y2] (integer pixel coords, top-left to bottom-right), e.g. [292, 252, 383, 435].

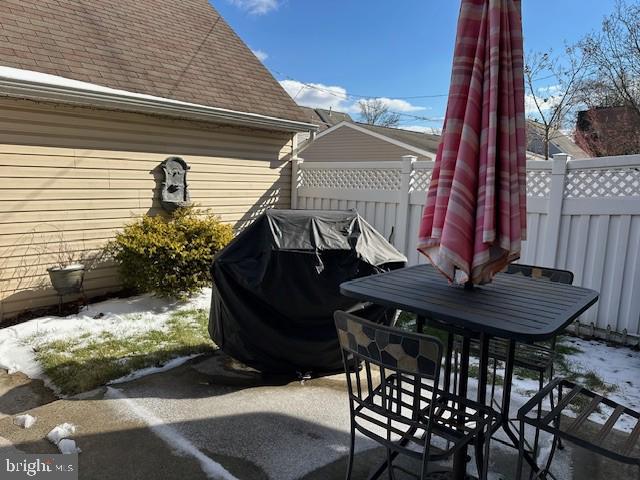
[209, 209, 407, 374]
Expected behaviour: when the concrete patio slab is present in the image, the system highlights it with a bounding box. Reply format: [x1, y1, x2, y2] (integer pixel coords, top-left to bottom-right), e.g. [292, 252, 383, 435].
[0, 369, 57, 418]
[0, 354, 637, 479]
[0, 387, 210, 480]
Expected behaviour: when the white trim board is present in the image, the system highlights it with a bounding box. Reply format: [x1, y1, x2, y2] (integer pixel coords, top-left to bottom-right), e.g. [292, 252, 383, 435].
[0, 66, 317, 133]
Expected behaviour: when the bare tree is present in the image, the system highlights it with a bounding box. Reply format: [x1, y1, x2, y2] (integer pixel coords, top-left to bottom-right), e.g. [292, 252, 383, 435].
[358, 99, 400, 128]
[524, 48, 588, 159]
[578, 0, 640, 115]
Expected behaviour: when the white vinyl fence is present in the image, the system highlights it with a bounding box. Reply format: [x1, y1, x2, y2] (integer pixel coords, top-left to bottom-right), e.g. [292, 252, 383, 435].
[292, 153, 640, 344]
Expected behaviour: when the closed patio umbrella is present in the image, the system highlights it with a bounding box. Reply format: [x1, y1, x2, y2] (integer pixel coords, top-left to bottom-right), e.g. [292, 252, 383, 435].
[418, 0, 527, 285]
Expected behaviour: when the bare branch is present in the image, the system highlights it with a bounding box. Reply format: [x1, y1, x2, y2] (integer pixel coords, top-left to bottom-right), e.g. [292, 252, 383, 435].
[358, 99, 401, 128]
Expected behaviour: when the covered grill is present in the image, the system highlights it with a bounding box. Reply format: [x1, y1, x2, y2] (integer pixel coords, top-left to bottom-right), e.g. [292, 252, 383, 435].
[209, 209, 406, 374]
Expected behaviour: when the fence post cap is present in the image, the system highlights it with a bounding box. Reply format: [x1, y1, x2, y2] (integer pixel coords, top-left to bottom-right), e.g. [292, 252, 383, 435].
[551, 153, 570, 174]
[400, 155, 417, 173]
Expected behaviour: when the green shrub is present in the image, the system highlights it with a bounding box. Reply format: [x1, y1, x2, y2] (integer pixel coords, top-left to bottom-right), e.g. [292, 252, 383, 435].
[106, 206, 233, 298]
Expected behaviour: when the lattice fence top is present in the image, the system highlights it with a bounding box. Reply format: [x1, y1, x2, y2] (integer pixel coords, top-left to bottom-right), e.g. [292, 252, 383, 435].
[300, 167, 401, 190]
[527, 170, 551, 198]
[299, 163, 640, 199]
[413, 169, 433, 192]
[565, 167, 640, 199]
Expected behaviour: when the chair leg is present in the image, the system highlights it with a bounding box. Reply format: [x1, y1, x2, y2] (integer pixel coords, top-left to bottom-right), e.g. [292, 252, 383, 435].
[386, 448, 395, 480]
[516, 420, 526, 480]
[443, 333, 453, 393]
[539, 430, 561, 480]
[531, 371, 544, 461]
[481, 423, 492, 480]
[490, 356, 498, 409]
[345, 422, 355, 480]
[453, 343, 459, 397]
[547, 362, 563, 451]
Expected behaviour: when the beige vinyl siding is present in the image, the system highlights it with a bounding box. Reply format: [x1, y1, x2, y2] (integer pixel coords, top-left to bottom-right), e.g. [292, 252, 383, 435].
[301, 126, 428, 162]
[0, 98, 294, 321]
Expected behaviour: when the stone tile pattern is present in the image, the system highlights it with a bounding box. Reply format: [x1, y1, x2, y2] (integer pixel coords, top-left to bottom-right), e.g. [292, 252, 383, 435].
[0, 0, 307, 123]
[335, 313, 440, 377]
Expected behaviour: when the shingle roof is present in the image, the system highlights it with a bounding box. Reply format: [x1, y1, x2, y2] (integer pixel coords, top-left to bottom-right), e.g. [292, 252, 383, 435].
[0, 0, 307, 123]
[355, 123, 442, 153]
[357, 121, 587, 159]
[299, 107, 352, 131]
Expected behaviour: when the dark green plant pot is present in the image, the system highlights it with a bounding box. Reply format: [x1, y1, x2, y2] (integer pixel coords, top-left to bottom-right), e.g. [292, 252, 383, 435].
[47, 264, 85, 296]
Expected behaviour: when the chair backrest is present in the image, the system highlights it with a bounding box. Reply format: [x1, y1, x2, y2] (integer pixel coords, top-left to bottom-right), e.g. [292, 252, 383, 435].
[335, 310, 443, 380]
[507, 263, 574, 285]
[334, 310, 444, 457]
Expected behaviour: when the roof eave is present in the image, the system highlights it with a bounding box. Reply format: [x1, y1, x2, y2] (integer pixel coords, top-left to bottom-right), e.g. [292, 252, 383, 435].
[0, 76, 318, 133]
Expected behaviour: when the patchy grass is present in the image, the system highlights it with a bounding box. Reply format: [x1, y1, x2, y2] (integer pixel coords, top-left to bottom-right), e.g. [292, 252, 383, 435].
[554, 341, 584, 357]
[582, 370, 617, 393]
[33, 308, 215, 395]
[514, 366, 541, 381]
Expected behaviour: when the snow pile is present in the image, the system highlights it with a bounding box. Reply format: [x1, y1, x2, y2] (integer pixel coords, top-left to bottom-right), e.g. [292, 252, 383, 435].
[108, 354, 204, 385]
[14, 414, 36, 429]
[47, 423, 81, 455]
[47, 423, 76, 444]
[0, 288, 212, 387]
[57, 438, 82, 455]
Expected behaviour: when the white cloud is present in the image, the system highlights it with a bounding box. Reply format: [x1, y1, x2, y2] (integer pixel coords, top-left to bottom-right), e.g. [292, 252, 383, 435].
[371, 98, 425, 113]
[227, 0, 278, 15]
[278, 79, 426, 117]
[279, 79, 349, 110]
[525, 84, 563, 116]
[251, 49, 268, 62]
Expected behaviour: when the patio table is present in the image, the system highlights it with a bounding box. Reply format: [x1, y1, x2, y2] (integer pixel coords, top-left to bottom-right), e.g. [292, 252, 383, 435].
[340, 264, 599, 479]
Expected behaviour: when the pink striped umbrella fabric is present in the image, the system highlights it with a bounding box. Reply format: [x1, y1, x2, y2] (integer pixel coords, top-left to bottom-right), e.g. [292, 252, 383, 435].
[417, 0, 527, 285]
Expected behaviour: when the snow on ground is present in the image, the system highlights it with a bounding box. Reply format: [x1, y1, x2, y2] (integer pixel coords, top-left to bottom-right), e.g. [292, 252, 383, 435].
[47, 422, 82, 454]
[566, 336, 640, 408]
[0, 289, 212, 386]
[46, 422, 76, 444]
[14, 414, 37, 429]
[455, 336, 640, 433]
[561, 336, 640, 431]
[108, 354, 206, 385]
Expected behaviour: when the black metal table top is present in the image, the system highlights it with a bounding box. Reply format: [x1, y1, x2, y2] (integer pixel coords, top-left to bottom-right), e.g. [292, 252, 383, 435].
[340, 264, 599, 341]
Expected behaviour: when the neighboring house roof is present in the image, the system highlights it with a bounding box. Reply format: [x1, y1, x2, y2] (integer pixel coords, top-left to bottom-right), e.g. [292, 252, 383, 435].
[300, 121, 438, 158]
[301, 118, 581, 161]
[526, 120, 589, 159]
[299, 107, 353, 132]
[0, 0, 308, 124]
[354, 123, 441, 155]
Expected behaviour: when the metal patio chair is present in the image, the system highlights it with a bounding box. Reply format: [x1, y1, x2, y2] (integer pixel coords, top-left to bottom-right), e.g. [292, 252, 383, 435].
[335, 310, 500, 479]
[450, 264, 574, 456]
[516, 378, 640, 479]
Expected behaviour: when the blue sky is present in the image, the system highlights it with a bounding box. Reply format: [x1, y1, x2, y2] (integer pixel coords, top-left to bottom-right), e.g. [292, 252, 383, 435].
[214, 0, 617, 131]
